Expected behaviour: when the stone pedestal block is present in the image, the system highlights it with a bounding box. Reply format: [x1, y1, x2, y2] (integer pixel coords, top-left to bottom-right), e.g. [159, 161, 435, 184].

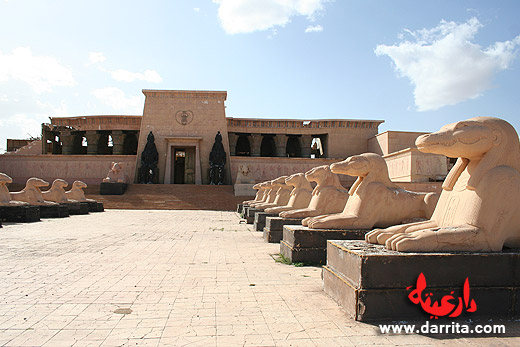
[263, 217, 303, 243]
[39, 205, 67, 218]
[237, 203, 243, 213]
[234, 184, 255, 197]
[65, 202, 90, 215]
[87, 201, 104, 212]
[245, 207, 260, 224]
[0, 205, 40, 223]
[100, 182, 127, 195]
[254, 212, 278, 232]
[280, 225, 368, 264]
[323, 240, 520, 321]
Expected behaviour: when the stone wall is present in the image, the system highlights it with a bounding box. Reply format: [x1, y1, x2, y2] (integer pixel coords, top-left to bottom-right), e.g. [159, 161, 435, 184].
[230, 156, 356, 188]
[368, 131, 428, 156]
[384, 148, 447, 182]
[0, 154, 136, 185]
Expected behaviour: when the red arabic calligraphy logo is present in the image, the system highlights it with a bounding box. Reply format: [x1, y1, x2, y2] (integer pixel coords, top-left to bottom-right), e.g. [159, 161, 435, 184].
[407, 273, 477, 319]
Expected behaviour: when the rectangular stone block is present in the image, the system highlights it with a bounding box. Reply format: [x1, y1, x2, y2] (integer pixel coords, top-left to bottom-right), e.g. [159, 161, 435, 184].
[254, 212, 278, 232]
[263, 217, 303, 243]
[100, 182, 127, 195]
[245, 207, 260, 224]
[280, 225, 368, 264]
[0, 205, 40, 223]
[40, 205, 64, 218]
[234, 184, 255, 196]
[236, 203, 243, 213]
[323, 240, 520, 321]
[65, 202, 89, 215]
[87, 201, 104, 212]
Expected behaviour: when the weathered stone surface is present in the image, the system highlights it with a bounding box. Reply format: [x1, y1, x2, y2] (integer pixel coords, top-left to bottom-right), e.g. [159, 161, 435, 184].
[100, 182, 127, 195]
[280, 225, 368, 264]
[65, 202, 89, 215]
[39, 204, 65, 218]
[254, 212, 277, 232]
[236, 203, 243, 213]
[324, 240, 520, 321]
[367, 117, 520, 252]
[87, 201, 104, 212]
[305, 153, 438, 229]
[0, 205, 40, 223]
[234, 184, 255, 197]
[263, 217, 303, 243]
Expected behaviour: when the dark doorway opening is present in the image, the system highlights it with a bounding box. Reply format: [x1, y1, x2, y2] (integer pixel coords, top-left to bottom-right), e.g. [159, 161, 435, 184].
[260, 136, 276, 157]
[174, 149, 186, 184]
[286, 136, 301, 157]
[236, 135, 251, 156]
[123, 133, 138, 155]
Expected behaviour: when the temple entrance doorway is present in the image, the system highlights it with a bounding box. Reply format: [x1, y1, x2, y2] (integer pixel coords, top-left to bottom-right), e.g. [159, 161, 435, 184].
[171, 147, 196, 184]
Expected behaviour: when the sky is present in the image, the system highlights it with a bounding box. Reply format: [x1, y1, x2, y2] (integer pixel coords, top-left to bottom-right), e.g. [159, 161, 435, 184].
[1, 0, 520, 152]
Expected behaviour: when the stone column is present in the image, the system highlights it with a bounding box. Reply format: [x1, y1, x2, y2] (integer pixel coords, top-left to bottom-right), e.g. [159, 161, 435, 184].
[85, 130, 100, 155]
[60, 131, 75, 155]
[228, 133, 238, 156]
[274, 134, 287, 157]
[250, 134, 262, 157]
[301, 135, 313, 158]
[111, 130, 126, 155]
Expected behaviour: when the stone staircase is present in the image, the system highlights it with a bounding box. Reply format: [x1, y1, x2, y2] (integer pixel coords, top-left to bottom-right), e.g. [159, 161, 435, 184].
[84, 184, 246, 211]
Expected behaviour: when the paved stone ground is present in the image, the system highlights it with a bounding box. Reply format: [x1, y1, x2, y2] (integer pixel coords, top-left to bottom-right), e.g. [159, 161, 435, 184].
[0, 210, 519, 347]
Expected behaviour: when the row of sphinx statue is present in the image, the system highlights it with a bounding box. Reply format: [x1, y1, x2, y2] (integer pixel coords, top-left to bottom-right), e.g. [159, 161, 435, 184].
[0, 173, 102, 210]
[242, 117, 520, 253]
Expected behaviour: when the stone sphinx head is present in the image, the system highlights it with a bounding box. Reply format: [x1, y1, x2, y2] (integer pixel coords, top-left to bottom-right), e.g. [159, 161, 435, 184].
[305, 165, 344, 189]
[28, 177, 49, 190]
[271, 176, 288, 188]
[416, 116, 520, 191]
[51, 179, 68, 191]
[285, 173, 312, 191]
[330, 153, 393, 196]
[0, 173, 13, 203]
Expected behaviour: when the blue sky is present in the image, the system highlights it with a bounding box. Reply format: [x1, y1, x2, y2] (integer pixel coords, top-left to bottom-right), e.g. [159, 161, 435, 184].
[1, 0, 519, 152]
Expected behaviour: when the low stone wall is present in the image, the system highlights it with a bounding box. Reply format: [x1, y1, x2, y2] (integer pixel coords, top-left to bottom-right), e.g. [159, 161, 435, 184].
[0, 154, 136, 185]
[230, 156, 356, 187]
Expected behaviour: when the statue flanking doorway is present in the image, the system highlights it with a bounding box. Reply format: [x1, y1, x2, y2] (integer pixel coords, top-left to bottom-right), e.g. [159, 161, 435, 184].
[138, 131, 159, 184]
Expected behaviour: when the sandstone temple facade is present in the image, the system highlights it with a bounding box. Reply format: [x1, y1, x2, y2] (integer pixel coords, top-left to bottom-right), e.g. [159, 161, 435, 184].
[0, 90, 448, 187]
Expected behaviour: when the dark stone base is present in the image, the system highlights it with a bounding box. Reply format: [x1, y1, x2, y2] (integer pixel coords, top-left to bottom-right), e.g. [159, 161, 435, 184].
[65, 202, 90, 215]
[263, 217, 302, 243]
[100, 182, 127, 195]
[245, 207, 260, 224]
[237, 203, 243, 213]
[0, 205, 40, 223]
[39, 204, 67, 218]
[280, 225, 368, 264]
[87, 201, 104, 212]
[323, 240, 520, 321]
[254, 212, 278, 232]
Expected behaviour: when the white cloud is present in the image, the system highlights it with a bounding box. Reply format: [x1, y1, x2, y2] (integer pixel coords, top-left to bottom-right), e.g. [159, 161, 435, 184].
[194, 7, 200, 12]
[375, 18, 520, 111]
[213, 0, 328, 34]
[0, 47, 75, 93]
[91, 87, 143, 113]
[305, 24, 323, 33]
[111, 69, 162, 83]
[88, 52, 106, 65]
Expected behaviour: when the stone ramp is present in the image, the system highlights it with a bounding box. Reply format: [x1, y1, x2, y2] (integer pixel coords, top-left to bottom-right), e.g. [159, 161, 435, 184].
[83, 184, 247, 211]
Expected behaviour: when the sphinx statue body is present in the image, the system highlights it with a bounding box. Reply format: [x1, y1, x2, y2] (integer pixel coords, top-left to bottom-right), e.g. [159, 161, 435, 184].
[10, 178, 58, 206]
[366, 117, 520, 252]
[103, 162, 129, 184]
[279, 165, 349, 224]
[42, 179, 71, 204]
[0, 173, 27, 206]
[252, 176, 292, 210]
[264, 173, 313, 214]
[243, 183, 267, 205]
[305, 153, 439, 229]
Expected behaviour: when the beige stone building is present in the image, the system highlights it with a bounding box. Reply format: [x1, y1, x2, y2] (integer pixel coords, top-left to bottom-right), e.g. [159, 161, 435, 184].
[0, 89, 448, 187]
